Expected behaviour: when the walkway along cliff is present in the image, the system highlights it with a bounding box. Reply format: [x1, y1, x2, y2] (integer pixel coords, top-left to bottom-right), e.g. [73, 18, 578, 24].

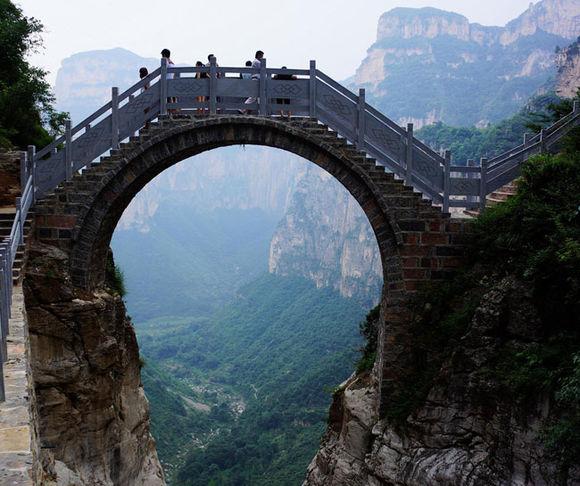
[0, 59, 579, 484]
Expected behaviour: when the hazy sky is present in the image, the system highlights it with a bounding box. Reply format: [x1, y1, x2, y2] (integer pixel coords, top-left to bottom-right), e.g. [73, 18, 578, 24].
[17, 0, 535, 84]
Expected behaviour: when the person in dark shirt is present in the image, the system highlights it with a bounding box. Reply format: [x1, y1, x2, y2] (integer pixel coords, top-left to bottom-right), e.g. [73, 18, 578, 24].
[139, 67, 150, 128]
[195, 61, 208, 115]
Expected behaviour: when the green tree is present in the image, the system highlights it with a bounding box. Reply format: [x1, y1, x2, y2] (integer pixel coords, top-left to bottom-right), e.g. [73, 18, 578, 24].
[0, 0, 67, 148]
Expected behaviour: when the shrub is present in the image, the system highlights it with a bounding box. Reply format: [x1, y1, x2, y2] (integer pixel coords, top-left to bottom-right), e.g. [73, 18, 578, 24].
[356, 306, 379, 374]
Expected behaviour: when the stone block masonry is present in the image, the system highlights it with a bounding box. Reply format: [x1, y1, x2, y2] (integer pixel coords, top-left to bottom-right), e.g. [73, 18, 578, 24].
[0, 284, 34, 485]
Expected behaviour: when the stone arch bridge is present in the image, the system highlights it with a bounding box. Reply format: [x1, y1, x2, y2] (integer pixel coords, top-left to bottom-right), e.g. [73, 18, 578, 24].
[1, 58, 579, 411]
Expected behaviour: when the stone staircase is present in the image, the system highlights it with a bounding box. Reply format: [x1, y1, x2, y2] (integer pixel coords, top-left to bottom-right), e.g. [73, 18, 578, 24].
[464, 180, 519, 217]
[41, 115, 446, 225]
[0, 210, 33, 285]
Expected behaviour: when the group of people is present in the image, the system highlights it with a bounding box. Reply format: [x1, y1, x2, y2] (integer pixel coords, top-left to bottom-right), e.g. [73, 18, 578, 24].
[138, 49, 297, 117]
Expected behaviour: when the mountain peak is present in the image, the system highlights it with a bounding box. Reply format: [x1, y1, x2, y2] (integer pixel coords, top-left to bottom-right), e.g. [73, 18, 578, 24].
[377, 7, 470, 41]
[504, 0, 580, 42]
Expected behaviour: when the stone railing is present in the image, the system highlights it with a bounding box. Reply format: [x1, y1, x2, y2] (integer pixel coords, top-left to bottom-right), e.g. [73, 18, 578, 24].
[0, 151, 34, 401]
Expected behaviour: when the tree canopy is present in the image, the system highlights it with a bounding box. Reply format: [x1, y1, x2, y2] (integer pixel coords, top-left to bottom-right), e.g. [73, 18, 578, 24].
[0, 0, 66, 149]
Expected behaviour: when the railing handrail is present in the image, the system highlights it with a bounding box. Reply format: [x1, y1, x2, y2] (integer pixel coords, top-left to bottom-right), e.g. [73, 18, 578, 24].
[28, 58, 580, 209]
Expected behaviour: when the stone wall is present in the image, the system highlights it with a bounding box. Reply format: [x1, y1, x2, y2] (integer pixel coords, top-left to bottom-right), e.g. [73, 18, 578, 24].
[0, 284, 34, 485]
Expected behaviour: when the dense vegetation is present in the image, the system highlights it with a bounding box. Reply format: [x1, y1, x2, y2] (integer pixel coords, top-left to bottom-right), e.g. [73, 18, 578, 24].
[0, 0, 66, 148]
[135, 274, 365, 485]
[364, 27, 568, 127]
[416, 92, 572, 164]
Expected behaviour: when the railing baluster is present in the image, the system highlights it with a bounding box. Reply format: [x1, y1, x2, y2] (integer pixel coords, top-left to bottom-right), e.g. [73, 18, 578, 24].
[15, 197, 23, 245]
[160, 58, 168, 116]
[112, 87, 119, 150]
[259, 58, 267, 116]
[20, 151, 27, 192]
[27, 145, 35, 203]
[480, 157, 488, 212]
[210, 56, 217, 116]
[443, 150, 451, 213]
[65, 119, 72, 181]
[467, 159, 476, 207]
[309, 60, 316, 118]
[357, 89, 366, 150]
[405, 123, 414, 186]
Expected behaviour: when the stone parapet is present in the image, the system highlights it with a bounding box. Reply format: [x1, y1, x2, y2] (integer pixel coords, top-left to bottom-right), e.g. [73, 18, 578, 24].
[0, 284, 34, 485]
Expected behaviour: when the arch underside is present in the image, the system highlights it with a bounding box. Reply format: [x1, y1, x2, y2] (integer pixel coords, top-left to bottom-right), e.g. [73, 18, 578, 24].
[68, 118, 400, 292]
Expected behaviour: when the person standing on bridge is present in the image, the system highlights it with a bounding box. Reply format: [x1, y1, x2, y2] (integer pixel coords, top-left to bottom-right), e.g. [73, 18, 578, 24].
[240, 60, 252, 79]
[139, 67, 151, 129]
[161, 49, 178, 113]
[195, 61, 208, 116]
[244, 50, 264, 113]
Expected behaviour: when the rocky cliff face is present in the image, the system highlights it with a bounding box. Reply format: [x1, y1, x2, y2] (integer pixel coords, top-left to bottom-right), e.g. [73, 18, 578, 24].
[55, 48, 159, 122]
[354, 0, 580, 127]
[304, 276, 580, 485]
[117, 147, 304, 231]
[24, 243, 164, 485]
[503, 0, 580, 43]
[556, 38, 580, 98]
[268, 166, 382, 308]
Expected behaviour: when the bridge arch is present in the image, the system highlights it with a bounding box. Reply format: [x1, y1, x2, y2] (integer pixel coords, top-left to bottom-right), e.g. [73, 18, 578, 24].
[34, 115, 468, 412]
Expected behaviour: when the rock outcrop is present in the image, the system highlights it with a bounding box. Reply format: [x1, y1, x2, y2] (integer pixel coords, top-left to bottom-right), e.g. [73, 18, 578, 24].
[268, 166, 382, 308]
[24, 243, 164, 485]
[354, 0, 580, 127]
[556, 38, 580, 98]
[305, 276, 580, 485]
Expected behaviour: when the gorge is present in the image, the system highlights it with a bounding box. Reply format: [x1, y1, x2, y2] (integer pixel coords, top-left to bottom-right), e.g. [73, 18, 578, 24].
[1, 0, 579, 485]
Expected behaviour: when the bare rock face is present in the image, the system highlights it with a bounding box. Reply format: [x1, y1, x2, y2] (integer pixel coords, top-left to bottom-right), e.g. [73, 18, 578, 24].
[24, 243, 164, 485]
[502, 0, 580, 44]
[268, 167, 382, 308]
[556, 39, 580, 98]
[303, 373, 380, 486]
[304, 276, 580, 485]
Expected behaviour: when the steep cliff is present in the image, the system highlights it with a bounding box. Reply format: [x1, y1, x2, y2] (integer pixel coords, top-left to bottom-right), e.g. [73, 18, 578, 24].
[556, 38, 580, 98]
[354, 0, 580, 127]
[24, 243, 164, 485]
[305, 276, 580, 485]
[268, 166, 382, 308]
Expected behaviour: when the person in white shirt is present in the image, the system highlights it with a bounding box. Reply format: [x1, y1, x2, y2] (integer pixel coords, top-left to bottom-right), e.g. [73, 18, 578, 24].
[161, 48, 175, 79]
[244, 50, 264, 113]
